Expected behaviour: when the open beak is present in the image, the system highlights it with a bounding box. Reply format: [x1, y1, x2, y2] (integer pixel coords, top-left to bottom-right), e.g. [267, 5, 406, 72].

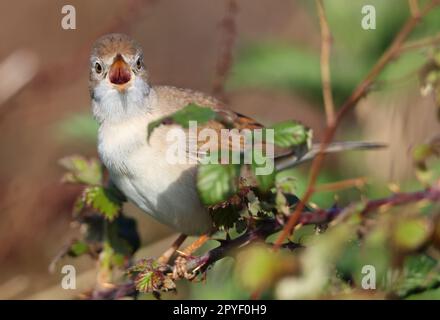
[109, 54, 131, 86]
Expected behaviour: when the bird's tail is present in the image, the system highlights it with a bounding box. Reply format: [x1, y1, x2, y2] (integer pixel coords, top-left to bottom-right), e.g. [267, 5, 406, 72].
[275, 141, 386, 171]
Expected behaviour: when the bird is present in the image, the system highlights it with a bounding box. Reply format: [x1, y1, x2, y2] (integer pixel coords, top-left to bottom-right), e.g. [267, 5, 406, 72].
[89, 33, 383, 261]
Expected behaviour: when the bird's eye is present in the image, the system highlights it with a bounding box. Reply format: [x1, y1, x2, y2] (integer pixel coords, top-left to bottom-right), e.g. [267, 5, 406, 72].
[135, 57, 142, 70]
[95, 62, 103, 74]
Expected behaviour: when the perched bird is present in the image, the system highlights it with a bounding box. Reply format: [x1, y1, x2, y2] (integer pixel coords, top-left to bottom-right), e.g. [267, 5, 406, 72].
[89, 33, 382, 258]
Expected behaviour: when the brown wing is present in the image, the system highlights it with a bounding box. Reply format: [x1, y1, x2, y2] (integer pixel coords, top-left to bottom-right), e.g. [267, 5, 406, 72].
[154, 85, 264, 128]
[154, 85, 286, 160]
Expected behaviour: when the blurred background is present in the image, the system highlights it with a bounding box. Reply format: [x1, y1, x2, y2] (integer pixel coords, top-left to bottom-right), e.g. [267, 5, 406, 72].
[0, 0, 439, 299]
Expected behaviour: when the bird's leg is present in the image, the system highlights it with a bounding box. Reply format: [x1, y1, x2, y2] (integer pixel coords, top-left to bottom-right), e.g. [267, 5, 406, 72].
[173, 234, 210, 280]
[179, 234, 210, 257]
[157, 234, 187, 265]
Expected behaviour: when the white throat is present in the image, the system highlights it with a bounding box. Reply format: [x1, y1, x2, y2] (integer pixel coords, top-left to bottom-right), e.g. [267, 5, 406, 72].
[92, 77, 153, 124]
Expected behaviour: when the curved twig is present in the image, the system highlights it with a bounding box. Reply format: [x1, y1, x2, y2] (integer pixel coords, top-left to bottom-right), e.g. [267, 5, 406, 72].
[273, 0, 440, 250]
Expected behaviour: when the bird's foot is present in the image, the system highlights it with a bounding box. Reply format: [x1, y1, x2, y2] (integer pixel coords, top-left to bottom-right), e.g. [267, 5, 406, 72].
[172, 254, 207, 281]
[173, 255, 196, 280]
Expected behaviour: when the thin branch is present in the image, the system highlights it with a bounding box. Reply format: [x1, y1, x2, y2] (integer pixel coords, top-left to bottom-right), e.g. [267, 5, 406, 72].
[409, 0, 421, 17]
[212, 0, 238, 102]
[273, 0, 440, 250]
[312, 177, 367, 193]
[92, 184, 440, 299]
[316, 0, 335, 126]
[400, 32, 440, 52]
[192, 185, 440, 274]
[300, 185, 440, 225]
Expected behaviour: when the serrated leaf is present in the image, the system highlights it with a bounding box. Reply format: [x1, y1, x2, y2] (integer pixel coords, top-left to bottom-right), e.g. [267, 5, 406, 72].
[59, 155, 102, 186]
[247, 192, 262, 216]
[147, 103, 217, 140]
[131, 259, 176, 293]
[270, 120, 311, 148]
[211, 205, 240, 229]
[83, 186, 122, 221]
[135, 270, 154, 293]
[197, 161, 241, 205]
[127, 259, 159, 275]
[395, 255, 440, 298]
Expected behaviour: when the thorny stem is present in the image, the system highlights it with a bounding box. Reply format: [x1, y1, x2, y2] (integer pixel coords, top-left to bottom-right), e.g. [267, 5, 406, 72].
[300, 184, 440, 225]
[273, 0, 440, 251]
[95, 185, 440, 299]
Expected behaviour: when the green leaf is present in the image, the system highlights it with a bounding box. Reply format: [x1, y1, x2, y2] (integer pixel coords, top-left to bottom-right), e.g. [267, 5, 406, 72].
[59, 155, 102, 186]
[83, 186, 122, 221]
[247, 192, 262, 216]
[147, 103, 217, 140]
[406, 287, 440, 300]
[127, 259, 160, 274]
[235, 244, 296, 292]
[396, 255, 440, 298]
[129, 259, 176, 293]
[392, 218, 432, 252]
[135, 270, 154, 293]
[211, 205, 240, 230]
[270, 120, 311, 148]
[251, 151, 275, 192]
[275, 190, 289, 215]
[197, 161, 241, 206]
[170, 103, 217, 126]
[235, 218, 247, 234]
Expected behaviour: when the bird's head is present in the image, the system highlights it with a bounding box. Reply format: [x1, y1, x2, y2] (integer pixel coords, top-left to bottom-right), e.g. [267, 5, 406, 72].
[89, 33, 152, 123]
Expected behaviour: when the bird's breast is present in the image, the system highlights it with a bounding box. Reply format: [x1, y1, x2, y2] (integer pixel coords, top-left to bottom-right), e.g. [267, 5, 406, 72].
[97, 117, 212, 235]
